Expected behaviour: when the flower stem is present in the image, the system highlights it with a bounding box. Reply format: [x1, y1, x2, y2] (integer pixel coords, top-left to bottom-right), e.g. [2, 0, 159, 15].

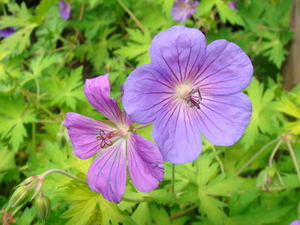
[169, 205, 197, 219]
[41, 169, 86, 184]
[235, 137, 280, 176]
[268, 139, 282, 167]
[211, 145, 225, 173]
[171, 164, 175, 194]
[117, 0, 145, 32]
[285, 139, 300, 183]
[122, 197, 152, 203]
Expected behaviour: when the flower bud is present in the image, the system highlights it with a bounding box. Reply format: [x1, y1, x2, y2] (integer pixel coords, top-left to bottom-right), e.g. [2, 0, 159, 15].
[256, 170, 268, 188]
[8, 186, 30, 208]
[35, 195, 51, 220]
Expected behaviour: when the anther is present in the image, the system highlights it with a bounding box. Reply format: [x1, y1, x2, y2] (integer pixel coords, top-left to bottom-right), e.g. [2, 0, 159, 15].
[96, 130, 114, 148]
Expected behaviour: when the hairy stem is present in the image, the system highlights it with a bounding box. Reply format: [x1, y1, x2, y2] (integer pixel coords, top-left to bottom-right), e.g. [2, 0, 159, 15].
[285, 140, 300, 183]
[268, 139, 283, 167]
[117, 0, 145, 32]
[235, 137, 280, 176]
[42, 169, 87, 184]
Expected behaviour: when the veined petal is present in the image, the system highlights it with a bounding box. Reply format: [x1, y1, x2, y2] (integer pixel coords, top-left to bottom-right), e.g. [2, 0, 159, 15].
[192, 40, 253, 95]
[152, 102, 202, 164]
[127, 133, 164, 192]
[193, 92, 252, 146]
[149, 25, 206, 83]
[87, 140, 127, 203]
[64, 112, 115, 159]
[84, 74, 123, 125]
[123, 64, 175, 124]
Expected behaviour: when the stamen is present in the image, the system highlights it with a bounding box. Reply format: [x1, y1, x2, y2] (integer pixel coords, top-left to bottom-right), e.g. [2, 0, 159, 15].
[186, 87, 202, 109]
[96, 130, 114, 148]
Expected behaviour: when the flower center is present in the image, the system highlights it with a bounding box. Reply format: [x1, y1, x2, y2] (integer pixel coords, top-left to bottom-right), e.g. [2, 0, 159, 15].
[176, 84, 202, 109]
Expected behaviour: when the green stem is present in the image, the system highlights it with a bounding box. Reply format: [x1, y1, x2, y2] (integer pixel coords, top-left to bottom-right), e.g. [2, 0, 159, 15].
[1, 3, 7, 16]
[235, 137, 280, 176]
[32, 123, 36, 154]
[171, 164, 175, 194]
[169, 205, 197, 219]
[117, 0, 145, 32]
[211, 145, 225, 173]
[122, 196, 152, 203]
[41, 169, 87, 184]
[285, 140, 300, 183]
[268, 139, 282, 167]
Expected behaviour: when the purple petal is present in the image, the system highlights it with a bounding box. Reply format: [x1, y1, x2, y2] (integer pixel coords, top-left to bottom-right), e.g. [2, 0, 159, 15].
[127, 133, 164, 192]
[170, 0, 198, 23]
[192, 92, 252, 146]
[152, 102, 202, 164]
[59, 0, 72, 20]
[84, 74, 125, 126]
[87, 140, 127, 203]
[64, 112, 116, 159]
[192, 40, 253, 95]
[123, 64, 175, 124]
[290, 221, 300, 225]
[149, 26, 206, 84]
[0, 27, 15, 38]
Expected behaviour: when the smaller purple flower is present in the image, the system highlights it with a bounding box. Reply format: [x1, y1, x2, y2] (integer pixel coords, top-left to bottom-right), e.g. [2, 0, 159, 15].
[64, 74, 164, 203]
[228, 1, 237, 10]
[0, 26, 16, 38]
[171, 0, 198, 23]
[290, 220, 300, 225]
[59, 0, 72, 20]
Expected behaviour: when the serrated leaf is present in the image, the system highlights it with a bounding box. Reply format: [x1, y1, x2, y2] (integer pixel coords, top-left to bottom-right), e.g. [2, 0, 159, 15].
[131, 203, 152, 225]
[0, 145, 17, 182]
[241, 78, 282, 149]
[114, 28, 151, 66]
[215, 0, 244, 25]
[0, 95, 36, 151]
[60, 194, 99, 225]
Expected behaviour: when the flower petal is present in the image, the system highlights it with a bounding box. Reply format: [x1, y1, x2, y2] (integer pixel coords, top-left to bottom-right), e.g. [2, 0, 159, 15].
[149, 26, 206, 83]
[123, 64, 175, 124]
[152, 102, 202, 164]
[84, 74, 124, 125]
[192, 40, 253, 95]
[64, 112, 115, 159]
[87, 140, 127, 203]
[59, 0, 72, 20]
[193, 92, 252, 146]
[127, 133, 164, 192]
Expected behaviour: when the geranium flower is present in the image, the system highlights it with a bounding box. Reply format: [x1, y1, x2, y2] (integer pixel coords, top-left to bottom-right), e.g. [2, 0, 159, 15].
[59, 0, 72, 20]
[170, 0, 198, 23]
[123, 26, 253, 164]
[0, 27, 15, 38]
[64, 74, 164, 203]
[290, 220, 300, 225]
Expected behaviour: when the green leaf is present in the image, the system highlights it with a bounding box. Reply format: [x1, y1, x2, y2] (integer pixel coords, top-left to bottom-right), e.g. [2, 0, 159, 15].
[47, 66, 85, 110]
[0, 95, 36, 151]
[241, 78, 282, 150]
[60, 195, 99, 225]
[0, 144, 17, 183]
[215, 0, 244, 25]
[114, 28, 151, 66]
[132, 203, 152, 225]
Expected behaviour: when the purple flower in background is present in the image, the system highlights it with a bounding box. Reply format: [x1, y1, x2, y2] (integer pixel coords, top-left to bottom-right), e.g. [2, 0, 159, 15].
[59, 0, 72, 20]
[290, 220, 300, 225]
[64, 74, 164, 203]
[229, 1, 237, 10]
[123, 26, 253, 164]
[171, 0, 198, 23]
[0, 26, 15, 38]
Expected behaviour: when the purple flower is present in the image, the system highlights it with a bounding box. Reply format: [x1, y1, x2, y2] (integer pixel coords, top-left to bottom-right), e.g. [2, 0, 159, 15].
[229, 1, 237, 10]
[123, 26, 253, 164]
[170, 0, 198, 23]
[290, 220, 300, 225]
[0, 26, 15, 38]
[59, 0, 72, 20]
[64, 74, 164, 203]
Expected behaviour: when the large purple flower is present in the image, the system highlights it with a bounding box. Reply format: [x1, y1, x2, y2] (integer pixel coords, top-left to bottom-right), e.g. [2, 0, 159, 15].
[123, 26, 253, 164]
[59, 0, 72, 20]
[64, 74, 164, 203]
[170, 0, 198, 23]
